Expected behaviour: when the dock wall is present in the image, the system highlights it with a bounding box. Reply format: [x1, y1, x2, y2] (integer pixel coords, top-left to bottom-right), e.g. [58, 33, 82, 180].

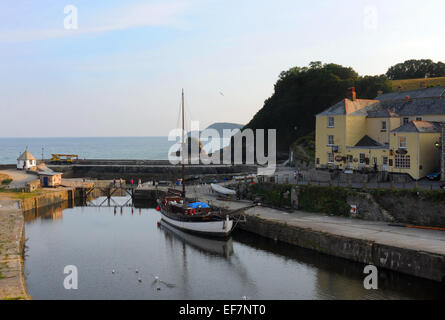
[20, 189, 74, 212]
[48, 163, 257, 181]
[239, 215, 445, 283]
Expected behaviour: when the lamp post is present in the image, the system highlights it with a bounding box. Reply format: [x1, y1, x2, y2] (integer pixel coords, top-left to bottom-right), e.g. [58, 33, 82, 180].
[436, 123, 445, 181]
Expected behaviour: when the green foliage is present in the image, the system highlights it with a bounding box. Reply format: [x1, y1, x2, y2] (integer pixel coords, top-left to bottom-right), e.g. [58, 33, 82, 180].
[1, 179, 12, 185]
[298, 185, 350, 216]
[370, 188, 445, 202]
[248, 183, 350, 216]
[248, 183, 292, 207]
[386, 59, 445, 80]
[291, 131, 315, 163]
[244, 62, 392, 151]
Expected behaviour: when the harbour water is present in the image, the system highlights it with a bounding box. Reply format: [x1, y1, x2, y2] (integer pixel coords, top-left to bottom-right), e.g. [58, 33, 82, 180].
[24, 197, 445, 300]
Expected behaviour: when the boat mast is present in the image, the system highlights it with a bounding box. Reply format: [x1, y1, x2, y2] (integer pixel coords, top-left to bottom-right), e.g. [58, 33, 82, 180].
[181, 88, 186, 197]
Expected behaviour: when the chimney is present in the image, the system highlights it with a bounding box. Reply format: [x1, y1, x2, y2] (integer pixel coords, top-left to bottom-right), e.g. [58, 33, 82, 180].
[347, 87, 357, 101]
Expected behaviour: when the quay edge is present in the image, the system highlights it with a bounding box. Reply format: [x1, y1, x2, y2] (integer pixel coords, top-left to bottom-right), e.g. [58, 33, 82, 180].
[237, 214, 445, 284]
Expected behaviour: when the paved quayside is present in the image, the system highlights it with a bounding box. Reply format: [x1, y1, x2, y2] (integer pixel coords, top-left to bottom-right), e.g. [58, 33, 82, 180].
[0, 197, 28, 300]
[184, 184, 445, 283]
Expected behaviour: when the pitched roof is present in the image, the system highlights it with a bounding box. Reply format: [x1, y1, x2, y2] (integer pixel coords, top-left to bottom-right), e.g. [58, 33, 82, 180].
[381, 98, 445, 116]
[391, 121, 443, 133]
[18, 150, 36, 161]
[317, 87, 445, 118]
[317, 99, 379, 116]
[38, 171, 62, 176]
[354, 135, 383, 147]
[366, 108, 399, 118]
[376, 86, 445, 102]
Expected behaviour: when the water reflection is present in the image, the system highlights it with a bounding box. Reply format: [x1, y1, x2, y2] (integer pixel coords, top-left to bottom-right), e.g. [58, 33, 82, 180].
[23, 197, 445, 300]
[159, 220, 234, 258]
[233, 230, 445, 300]
[24, 201, 69, 222]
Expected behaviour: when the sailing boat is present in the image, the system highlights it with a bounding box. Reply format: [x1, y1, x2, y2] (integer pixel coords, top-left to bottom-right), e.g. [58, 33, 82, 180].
[156, 89, 234, 238]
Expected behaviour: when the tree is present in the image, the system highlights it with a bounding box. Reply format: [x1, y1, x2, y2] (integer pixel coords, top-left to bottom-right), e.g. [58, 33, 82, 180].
[386, 59, 445, 80]
[243, 62, 392, 152]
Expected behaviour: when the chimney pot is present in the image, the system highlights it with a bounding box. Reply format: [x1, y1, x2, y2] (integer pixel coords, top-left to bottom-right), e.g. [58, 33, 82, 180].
[347, 87, 357, 101]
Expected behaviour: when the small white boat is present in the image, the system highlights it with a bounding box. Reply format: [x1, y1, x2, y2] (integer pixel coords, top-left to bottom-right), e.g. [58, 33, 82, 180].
[211, 183, 236, 196]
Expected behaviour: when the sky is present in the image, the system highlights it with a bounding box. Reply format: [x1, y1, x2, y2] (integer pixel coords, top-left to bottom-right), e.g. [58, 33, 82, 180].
[1, 0, 445, 137]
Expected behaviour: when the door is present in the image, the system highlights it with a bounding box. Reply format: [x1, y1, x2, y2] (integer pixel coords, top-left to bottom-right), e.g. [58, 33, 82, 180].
[382, 157, 388, 171]
[43, 176, 49, 187]
[347, 155, 353, 169]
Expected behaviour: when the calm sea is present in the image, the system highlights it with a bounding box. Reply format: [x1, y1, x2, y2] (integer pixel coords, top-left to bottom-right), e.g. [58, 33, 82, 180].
[0, 137, 229, 164]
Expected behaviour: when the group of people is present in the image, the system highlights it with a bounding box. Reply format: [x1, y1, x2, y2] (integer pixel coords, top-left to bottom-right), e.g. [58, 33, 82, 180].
[113, 178, 143, 188]
[293, 169, 304, 182]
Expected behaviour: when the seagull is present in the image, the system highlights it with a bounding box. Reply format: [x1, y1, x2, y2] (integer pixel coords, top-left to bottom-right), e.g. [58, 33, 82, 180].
[135, 269, 139, 273]
[112, 270, 115, 274]
[151, 274, 176, 288]
[138, 278, 142, 283]
[219, 91, 224, 96]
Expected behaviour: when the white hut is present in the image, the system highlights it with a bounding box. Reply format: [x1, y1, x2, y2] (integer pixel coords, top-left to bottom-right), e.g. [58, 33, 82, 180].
[17, 149, 37, 170]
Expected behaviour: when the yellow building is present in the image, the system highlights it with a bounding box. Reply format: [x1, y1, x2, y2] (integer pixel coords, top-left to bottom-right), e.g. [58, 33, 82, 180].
[315, 87, 445, 180]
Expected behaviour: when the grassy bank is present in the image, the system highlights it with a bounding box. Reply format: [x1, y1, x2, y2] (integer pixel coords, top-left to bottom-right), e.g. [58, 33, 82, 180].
[391, 77, 445, 91]
[0, 188, 45, 199]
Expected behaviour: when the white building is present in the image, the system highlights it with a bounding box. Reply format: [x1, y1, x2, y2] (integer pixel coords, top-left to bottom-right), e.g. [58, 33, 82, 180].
[17, 149, 36, 170]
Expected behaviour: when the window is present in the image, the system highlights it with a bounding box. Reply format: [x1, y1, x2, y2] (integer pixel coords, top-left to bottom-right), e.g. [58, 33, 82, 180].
[399, 136, 407, 149]
[327, 153, 334, 164]
[395, 155, 410, 169]
[381, 121, 387, 131]
[328, 135, 334, 146]
[416, 117, 422, 121]
[373, 157, 377, 165]
[382, 157, 388, 165]
[328, 117, 335, 128]
[403, 117, 409, 125]
[359, 153, 366, 164]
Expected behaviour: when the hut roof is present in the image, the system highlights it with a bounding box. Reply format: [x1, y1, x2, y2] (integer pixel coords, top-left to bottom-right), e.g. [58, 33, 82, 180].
[18, 150, 36, 161]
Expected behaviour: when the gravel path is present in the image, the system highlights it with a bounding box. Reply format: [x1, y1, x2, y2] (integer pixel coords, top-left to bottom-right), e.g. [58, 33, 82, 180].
[0, 170, 39, 189]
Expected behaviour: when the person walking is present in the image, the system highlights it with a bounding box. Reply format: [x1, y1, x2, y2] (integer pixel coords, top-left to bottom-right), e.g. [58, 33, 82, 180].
[138, 178, 142, 188]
